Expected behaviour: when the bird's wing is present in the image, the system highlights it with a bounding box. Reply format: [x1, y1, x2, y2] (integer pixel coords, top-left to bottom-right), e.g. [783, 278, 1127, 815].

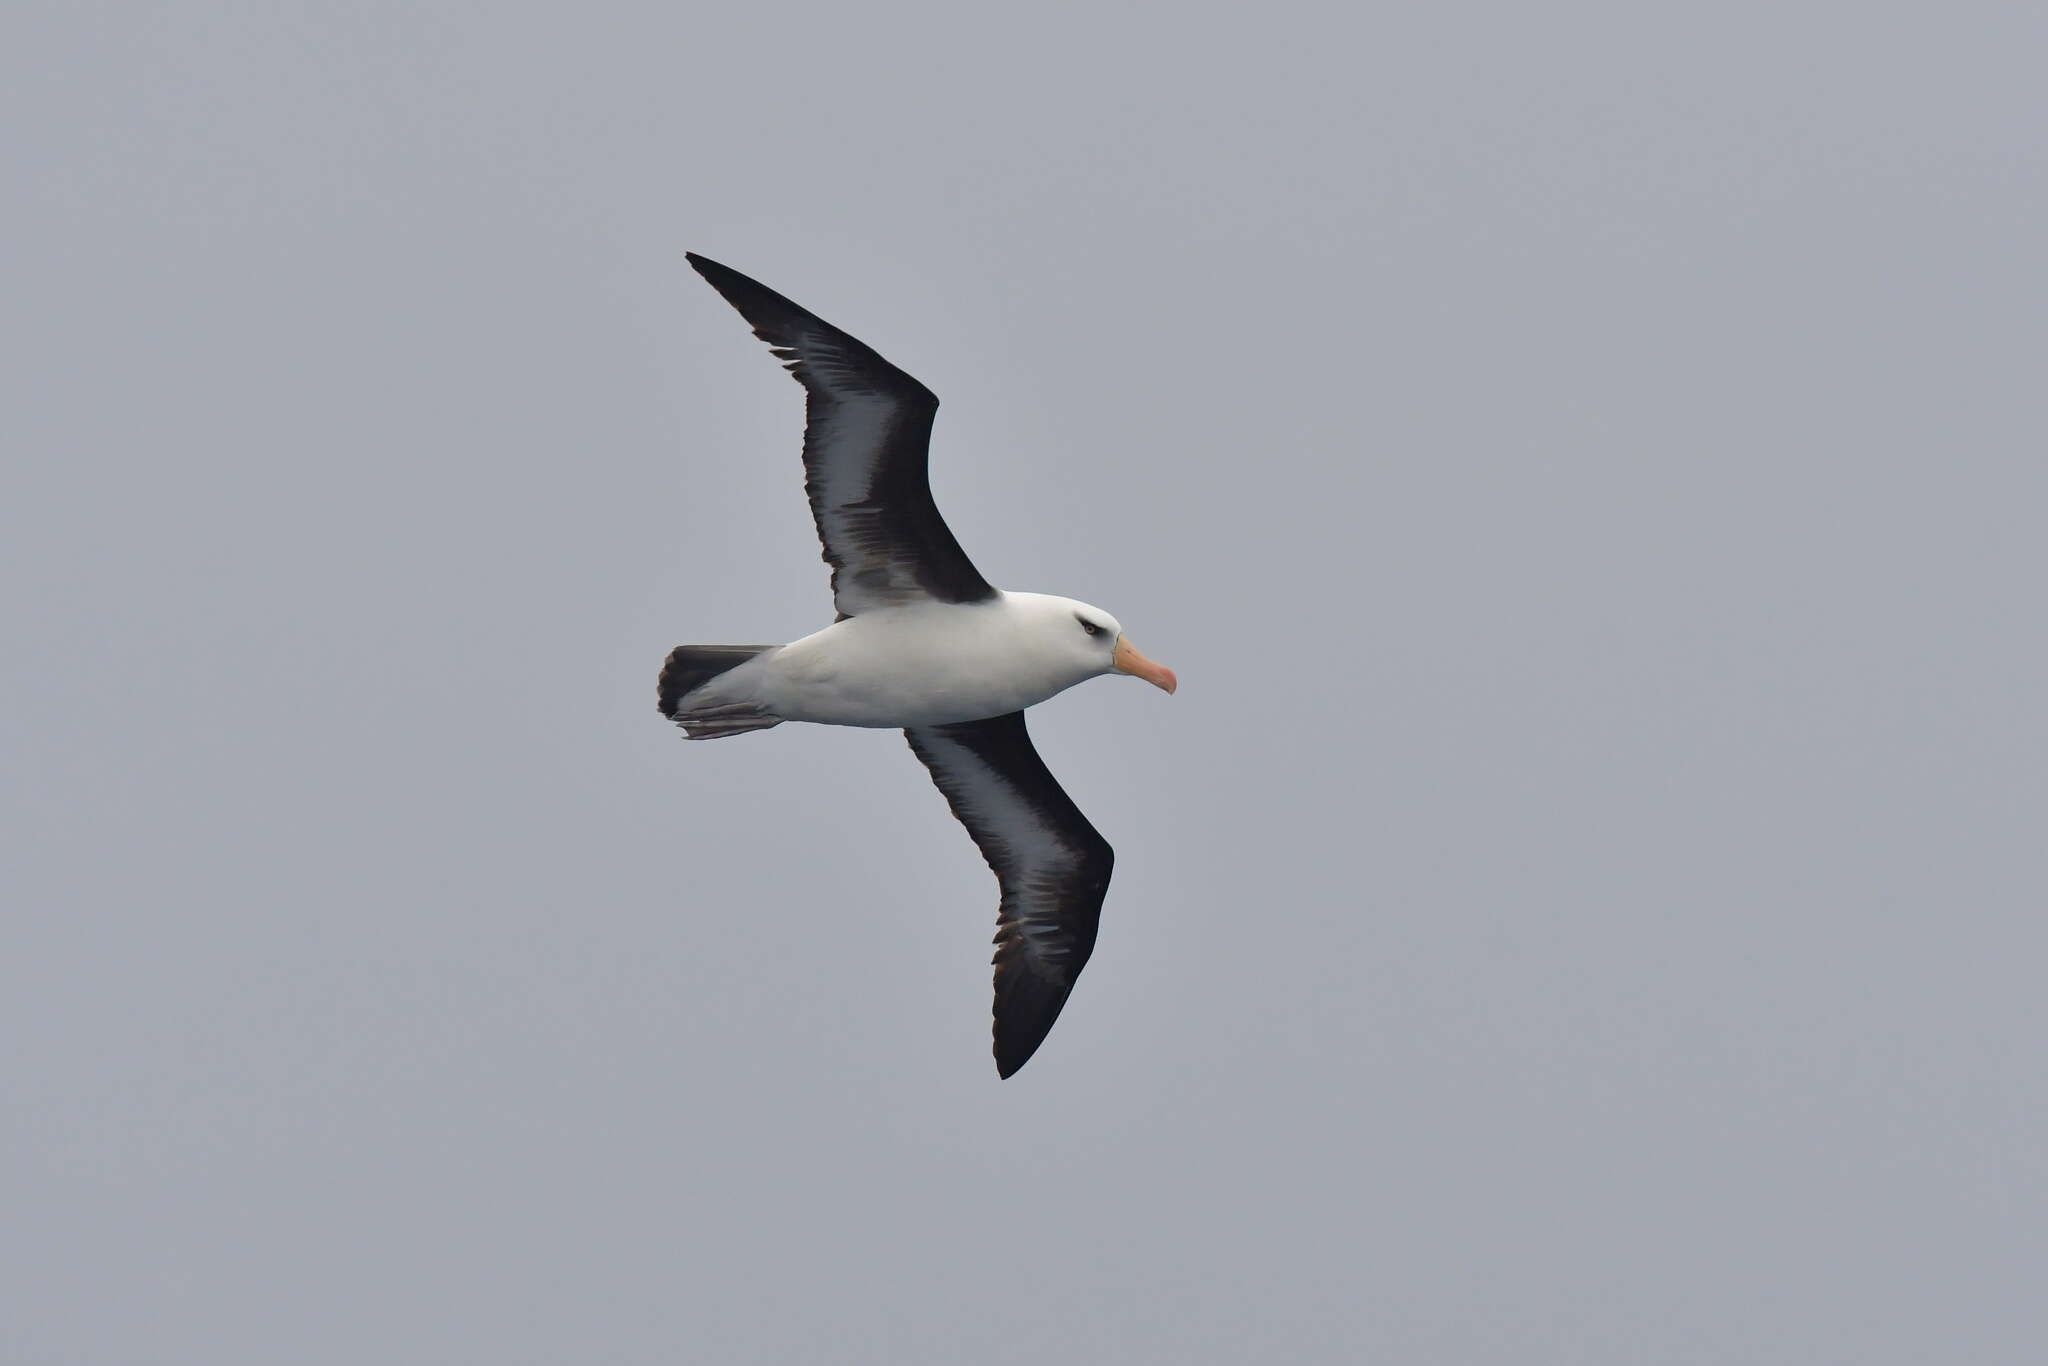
[904, 711, 1113, 1078]
[687, 253, 996, 616]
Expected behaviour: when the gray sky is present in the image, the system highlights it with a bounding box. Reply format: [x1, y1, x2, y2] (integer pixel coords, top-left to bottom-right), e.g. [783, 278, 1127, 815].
[6, 2, 2046, 1362]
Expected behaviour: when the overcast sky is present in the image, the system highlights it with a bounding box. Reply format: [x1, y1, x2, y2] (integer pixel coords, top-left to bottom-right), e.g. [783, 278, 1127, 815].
[6, 3, 2047, 1362]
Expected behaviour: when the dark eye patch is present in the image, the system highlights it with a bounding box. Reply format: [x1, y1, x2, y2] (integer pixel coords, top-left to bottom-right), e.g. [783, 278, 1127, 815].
[1076, 615, 1104, 637]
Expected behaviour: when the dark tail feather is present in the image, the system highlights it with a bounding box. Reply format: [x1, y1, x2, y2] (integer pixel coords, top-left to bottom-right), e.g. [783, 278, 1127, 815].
[657, 645, 772, 717]
[673, 702, 783, 740]
[658, 645, 782, 739]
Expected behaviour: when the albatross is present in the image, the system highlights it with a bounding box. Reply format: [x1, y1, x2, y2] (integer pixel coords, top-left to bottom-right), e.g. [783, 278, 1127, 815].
[659, 253, 1177, 1078]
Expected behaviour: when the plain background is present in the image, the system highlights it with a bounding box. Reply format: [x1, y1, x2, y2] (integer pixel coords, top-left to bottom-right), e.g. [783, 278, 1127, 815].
[6, 3, 2045, 1362]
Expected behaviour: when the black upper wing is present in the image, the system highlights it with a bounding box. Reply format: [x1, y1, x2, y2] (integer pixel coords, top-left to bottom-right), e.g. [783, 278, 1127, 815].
[904, 711, 1114, 1078]
[686, 253, 997, 615]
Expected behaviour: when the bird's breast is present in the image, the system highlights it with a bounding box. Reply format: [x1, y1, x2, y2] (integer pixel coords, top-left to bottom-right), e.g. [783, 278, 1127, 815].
[760, 607, 1075, 728]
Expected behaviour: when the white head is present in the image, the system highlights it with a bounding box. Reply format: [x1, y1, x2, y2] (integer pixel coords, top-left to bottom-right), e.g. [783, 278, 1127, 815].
[1005, 592, 1178, 696]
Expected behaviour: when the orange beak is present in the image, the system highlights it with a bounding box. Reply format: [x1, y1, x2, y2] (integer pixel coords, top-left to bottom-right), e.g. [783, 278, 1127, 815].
[1112, 636, 1177, 694]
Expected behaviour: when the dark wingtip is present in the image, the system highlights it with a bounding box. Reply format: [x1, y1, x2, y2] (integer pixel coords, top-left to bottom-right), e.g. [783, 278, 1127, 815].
[993, 1033, 1045, 1080]
[684, 251, 755, 301]
[995, 1031, 1038, 1079]
[684, 252, 814, 346]
[991, 970, 1076, 1080]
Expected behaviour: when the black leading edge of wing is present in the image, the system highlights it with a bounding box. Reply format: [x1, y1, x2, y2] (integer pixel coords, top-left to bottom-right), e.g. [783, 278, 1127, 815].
[904, 711, 1114, 1078]
[685, 252, 997, 615]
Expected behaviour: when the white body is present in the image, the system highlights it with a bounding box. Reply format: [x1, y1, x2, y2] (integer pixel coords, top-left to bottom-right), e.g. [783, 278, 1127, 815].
[691, 592, 1126, 729]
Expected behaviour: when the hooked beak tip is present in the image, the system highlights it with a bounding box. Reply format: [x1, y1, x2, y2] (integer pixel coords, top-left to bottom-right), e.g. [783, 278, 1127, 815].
[1112, 637, 1177, 695]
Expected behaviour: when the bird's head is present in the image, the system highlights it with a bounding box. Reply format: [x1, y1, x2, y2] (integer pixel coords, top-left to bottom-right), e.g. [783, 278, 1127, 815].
[1014, 593, 1177, 695]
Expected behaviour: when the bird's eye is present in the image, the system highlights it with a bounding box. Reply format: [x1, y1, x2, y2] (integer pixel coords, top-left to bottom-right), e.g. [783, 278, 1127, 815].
[1077, 617, 1103, 637]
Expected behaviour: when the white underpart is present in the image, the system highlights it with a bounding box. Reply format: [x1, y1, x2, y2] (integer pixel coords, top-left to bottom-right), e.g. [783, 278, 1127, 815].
[688, 591, 1122, 729]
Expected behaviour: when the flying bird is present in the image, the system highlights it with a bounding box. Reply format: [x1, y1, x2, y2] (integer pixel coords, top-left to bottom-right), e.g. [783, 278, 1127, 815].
[661, 253, 1177, 1077]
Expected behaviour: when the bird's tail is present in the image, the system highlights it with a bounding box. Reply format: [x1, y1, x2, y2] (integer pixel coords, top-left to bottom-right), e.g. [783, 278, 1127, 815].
[657, 645, 783, 739]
